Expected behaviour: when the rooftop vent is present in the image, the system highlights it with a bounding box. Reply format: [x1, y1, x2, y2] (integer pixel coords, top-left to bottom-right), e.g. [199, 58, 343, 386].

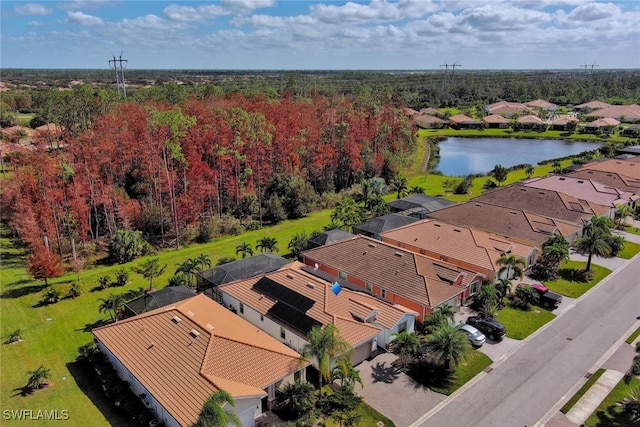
[187, 311, 195, 317]
[394, 252, 403, 257]
[510, 211, 518, 215]
[520, 188, 527, 191]
[559, 177, 566, 181]
[577, 180, 584, 183]
[539, 191, 545, 195]
[286, 273, 295, 279]
[475, 203, 482, 207]
[171, 316, 181, 324]
[189, 330, 200, 338]
[434, 223, 441, 227]
[453, 229, 461, 233]
[368, 243, 376, 248]
[205, 324, 214, 331]
[306, 282, 315, 289]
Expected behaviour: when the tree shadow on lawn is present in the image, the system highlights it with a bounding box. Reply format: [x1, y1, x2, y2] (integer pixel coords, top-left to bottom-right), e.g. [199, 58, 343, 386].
[11, 384, 35, 397]
[66, 359, 137, 427]
[76, 318, 111, 333]
[405, 359, 454, 392]
[557, 267, 590, 283]
[0, 250, 28, 269]
[592, 405, 639, 427]
[1, 284, 46, 299]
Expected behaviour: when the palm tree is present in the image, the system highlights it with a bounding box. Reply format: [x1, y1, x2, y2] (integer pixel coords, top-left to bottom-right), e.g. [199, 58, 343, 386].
[235, 242, 253, 259]
[195, 253, 212, 271]
[332, 356, 363, 390]
[541, 235, 570, 271]
[132, 258, 167, 291]
[410, 185, 425, 194]
[389, 175, 408, 199]
[331, 198, 364, 232]
[574, 218, 613, 272]
[551, 160, 563, 174]
[524, 164, 535, 179]
[621, 387, 640, 421]
[167, 273, 188, 287]
[97, 275, 111, 289]
[489, 164, 508, 186]
[288, 232, 309, 260]
[391, 331, 420, 369]
[256, 236, 278, 253]
[26, 365, 51, 390]
[495, 278, 512, 299]
[496, 253, 526, 280]
[98, 294, 125, 322]
[434, 304, 456, 323]
[301, 324, 351, 393]
[276, 381, 316, 420]
[193, 390, 242, 427]
[615, 204, 635, 229]
[424, 324, 471, 371]
[175, 258, 198, 287]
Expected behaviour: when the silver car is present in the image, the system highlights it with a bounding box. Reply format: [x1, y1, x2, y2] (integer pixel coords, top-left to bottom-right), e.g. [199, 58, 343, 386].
[457, 323, 486, 347]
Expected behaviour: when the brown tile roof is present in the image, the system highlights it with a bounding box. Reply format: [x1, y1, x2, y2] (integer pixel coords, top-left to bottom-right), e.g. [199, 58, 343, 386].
[419, 107, 441, 116]
[426, 201, 580, 246]
[586, 105, 640, 121]
[575, 157, 640, 180]
[220, 264, 415, 342]
[414, 114, 446, 128]
[525, 99, 558, 110]
[585, 117, 620, 127]
[567, 169, 640, 195]
[482, 114, 510, 124]
[524, 176, 638, 207]
[517, 115, 545, 124]
[574, 101, 611, 110]
[302, 236, 479, 308]
[380, 219, 535, 273]
[93, 294, 302, 427]
[485, 101, 533, 117]
[551, 116, 579, 125]
[473, 184, 601, 224]
[449, 114, 481, 125]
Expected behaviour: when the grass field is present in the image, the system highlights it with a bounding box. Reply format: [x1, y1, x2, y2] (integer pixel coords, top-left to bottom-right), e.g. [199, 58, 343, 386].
[584, 376, 640, 426]
[497, 306, 556, 340]
[618, 240, 640, 259]
[560, 369, 606, 414]
[543, 261, 612, 298]
[433, 351, 493, 396]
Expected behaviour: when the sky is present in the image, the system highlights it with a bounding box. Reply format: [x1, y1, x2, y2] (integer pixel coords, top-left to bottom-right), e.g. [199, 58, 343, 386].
[1, 0, 640, 70]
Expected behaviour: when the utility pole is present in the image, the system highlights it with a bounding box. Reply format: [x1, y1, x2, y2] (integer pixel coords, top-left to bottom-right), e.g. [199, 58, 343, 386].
[440, 64, 450, 89]
[580, 64, 599, 74]
[109, 54, 128, 97]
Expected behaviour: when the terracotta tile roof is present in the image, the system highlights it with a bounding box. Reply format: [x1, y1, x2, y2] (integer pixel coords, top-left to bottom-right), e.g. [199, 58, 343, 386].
[551, 116, 579, 125]
[380, 219, 535, 273]
[419, 107, 441, 116]
[219, 265, 413, 345]
[586, 105, 640, 121]
[426, 201, 580, 246]
[585, 117, 620, 127]
[414, 114, 446, 128]
[517, 115, 545, 124]
[525, 99, 558, 110]
[575, 157, 640, 180]
[302, 236, 478, 308]
[574, 101, 611, 110]
[567, 169, 640, 195]
[485, 101, 533, 117]
[449, 114, 481, 124]
[93, 294, 302, 427]
[473, 185, 599, 224]
[524, 176, 638, 207]
[482, 114, 510, 124]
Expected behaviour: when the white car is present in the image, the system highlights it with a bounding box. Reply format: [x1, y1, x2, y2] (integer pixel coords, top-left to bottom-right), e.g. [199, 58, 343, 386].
[456, 323, 486, 347]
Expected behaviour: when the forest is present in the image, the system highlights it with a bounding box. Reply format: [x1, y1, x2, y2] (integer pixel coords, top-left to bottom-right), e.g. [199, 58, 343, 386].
[1, 69, 639, 279]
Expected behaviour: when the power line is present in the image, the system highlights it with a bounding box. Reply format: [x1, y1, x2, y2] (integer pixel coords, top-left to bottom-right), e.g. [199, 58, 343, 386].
[109, 54, 128, 97]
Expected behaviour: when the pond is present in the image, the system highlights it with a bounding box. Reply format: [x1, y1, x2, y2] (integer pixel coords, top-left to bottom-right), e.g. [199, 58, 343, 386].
[434, 137, 601, 176]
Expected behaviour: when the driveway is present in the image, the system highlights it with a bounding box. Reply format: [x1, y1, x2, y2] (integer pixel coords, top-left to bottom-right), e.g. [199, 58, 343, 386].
[354, 352, 446, 427]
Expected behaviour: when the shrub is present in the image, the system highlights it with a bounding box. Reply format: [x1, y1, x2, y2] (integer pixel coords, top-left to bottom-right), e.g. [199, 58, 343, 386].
[109, 230, 150, 264]
[41, 286, 61, 304]
[67, 282, 82, 298]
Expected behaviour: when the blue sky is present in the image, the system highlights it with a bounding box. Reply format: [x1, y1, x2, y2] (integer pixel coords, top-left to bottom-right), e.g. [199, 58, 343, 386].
[2, 0, 639, 70]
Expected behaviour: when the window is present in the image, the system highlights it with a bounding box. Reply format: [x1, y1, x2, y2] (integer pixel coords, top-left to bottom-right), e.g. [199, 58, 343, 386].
[381, 289, 387, 299]
[365, 282, 373, 292]
[469, 281, 479, 295]
[339, 271, 347, 280]
[239, 302, 244, 314]
[280, 326, 286, 339]
[398, 321, 407, 333]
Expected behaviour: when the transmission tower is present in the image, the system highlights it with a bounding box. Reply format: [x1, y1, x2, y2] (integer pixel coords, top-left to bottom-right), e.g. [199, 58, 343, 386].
[109, 54, 128, 97]
[580, 64, 599, 74]
[440, 63, 461, 88]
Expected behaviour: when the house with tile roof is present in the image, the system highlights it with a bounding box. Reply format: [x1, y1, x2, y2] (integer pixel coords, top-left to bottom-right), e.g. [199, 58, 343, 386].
[484, 101, 533, 118]
[584, 117, 620, 134]
[426, 201, 582, 247]
[414, 114, 448, 129]
[472, 184, 606, 232]
[352, 213, 420, 240]
[524, 175, 639, 214]
[219, 263, 417, 363]
[380, 219, 538, 285]
[449, 114, 483, 130]
[567, 169, 640, 196]
[93, 294, 306, 427]
[386, 194, 456, 219]
[586, 104, 640, 123]
[525, 99, 559, 112]
[550, 116, 579, 131]
[482, 114, 510, 129]
[517, 114, 546, 131]
[574, 156, 640, 180]
[301, 235, 486, 320]
[574, 101, 611, 113]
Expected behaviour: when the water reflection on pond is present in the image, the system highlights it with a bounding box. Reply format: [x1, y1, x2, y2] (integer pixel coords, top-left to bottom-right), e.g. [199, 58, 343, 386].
[435, 137, 600, 176]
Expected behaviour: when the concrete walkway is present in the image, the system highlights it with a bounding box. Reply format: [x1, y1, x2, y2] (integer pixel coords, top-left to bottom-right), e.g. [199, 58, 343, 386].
[564, 370, 625, 424]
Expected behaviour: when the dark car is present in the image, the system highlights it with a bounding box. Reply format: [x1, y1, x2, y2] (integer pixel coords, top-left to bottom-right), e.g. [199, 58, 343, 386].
[466, 316, 506, 341]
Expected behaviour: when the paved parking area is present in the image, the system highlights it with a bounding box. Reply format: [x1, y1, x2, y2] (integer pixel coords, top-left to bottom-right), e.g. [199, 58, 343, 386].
[354, 352, 446, 427]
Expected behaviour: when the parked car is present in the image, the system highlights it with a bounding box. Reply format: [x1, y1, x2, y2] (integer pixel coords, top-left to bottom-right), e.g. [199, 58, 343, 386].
[455, 323, 486, 347]
[466, 316, 506, 341]
[520, 282, 563, 308]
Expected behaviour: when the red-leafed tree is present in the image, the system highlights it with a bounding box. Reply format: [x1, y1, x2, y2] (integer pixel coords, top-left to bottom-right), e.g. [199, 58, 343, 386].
[28, 246, 63, 286]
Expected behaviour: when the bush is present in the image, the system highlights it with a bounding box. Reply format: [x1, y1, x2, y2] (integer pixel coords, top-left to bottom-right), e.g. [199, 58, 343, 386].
[109, 230, 150, 264]
[41, 286, 61, 304]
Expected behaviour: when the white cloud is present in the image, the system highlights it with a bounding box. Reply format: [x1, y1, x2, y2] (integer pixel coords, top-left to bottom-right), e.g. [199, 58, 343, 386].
[56, 0, 113, 11]
[164, 0, 275, 22]
[66, 11, 105, 26]
[458, 5, 551, 31]
[220, 0, 276, 13]
[310, 0, 437, 24]
[231, 14, 316, 27]
[13, 3, 52, 16]
[568, 2, 619, 21]
[28, 20, 43, 27]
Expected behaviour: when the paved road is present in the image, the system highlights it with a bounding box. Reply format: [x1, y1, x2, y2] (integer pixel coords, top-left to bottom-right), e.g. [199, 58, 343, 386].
[412, 255, 640, 427]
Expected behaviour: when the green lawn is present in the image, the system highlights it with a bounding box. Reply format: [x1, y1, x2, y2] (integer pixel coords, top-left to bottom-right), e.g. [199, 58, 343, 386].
[543, 261, 612, 298]
[584, 376, 640, 426]
[626, 327, 640, 345]
[624, 225, 640, 236]
[497, 306, 556, 340]
[561, 369, 606, 414]
[431, 351, 493, 396]
[618, 240, 640, 260]
[322, 401, 395, 427]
